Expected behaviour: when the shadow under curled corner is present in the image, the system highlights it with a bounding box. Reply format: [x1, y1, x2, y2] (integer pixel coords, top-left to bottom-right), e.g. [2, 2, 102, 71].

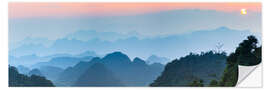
[237, 64, 262, 87]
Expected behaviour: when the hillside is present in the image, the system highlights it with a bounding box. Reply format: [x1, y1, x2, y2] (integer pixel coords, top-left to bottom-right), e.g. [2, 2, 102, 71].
[9, 66, 54, 87]
[150, 51, 227, 86]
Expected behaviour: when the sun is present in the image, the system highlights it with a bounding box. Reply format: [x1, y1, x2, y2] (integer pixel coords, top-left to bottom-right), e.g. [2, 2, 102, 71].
[241, 9, 247, 15]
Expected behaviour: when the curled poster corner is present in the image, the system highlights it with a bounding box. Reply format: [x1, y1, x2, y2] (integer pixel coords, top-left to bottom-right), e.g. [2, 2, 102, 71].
[237, 64, 262, 87]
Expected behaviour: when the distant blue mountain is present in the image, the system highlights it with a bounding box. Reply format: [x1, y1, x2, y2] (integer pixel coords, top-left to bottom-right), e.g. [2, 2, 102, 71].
[16, 65, 30, 75]
[74, 63, 124, 86]
[9, 53, 71, 67]
[9, 54, 48, 67]
[74, 51, 99, 57]
[146, 55, 170, 65]
[32, 56, 93, 69]
[43, 53, 73, 59]
[66, 30, 137, 42]
[9, 50, 98, 68]
[9, 27, 260, 59]
[28, 68, 43, 76]
[57, 52, 164, 86]
[133, 57, 147, 66]
[9, 37, 53, 51]
[39, 66, 64, 82]
[9, 44, 48, 57]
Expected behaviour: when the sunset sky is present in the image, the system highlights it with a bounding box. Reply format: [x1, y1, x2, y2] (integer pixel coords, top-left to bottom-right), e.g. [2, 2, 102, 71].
[9, 3, 261, 44]
[9, 3, 261, 19]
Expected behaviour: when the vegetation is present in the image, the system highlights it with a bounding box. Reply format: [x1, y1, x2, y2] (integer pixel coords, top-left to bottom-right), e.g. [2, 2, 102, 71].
[9, 66, 54, 87]
[9, 35, 261, 87]
[237, 35, 262, 66]
[218, 53, 239, 86]
[209, 80, 218, 87]
[150, 51, 227, 86]
[189, 79, 204, 87]
[150, 35, 261, 87]
[219, 35, 261, 87]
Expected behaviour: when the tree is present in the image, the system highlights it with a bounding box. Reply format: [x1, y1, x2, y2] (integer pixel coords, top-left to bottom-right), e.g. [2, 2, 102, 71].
[219, 35, 261, 87]
[237, 35, 261, 66]
[254, 46, 262, 63]
[209, 80, 218, 87]
[150, 35, 261, 87]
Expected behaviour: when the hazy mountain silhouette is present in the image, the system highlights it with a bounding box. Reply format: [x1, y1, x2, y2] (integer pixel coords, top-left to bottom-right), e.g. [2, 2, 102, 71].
[9, 37, 53, 51]
[9, 27, 258, 60]
[66, 30, 134, 42]
[146, 55, 170, 65]
[56, 57, 101, 86]
[28, 68, 43, 77]
[9, 54, 47, 67]
[39, 66, 64, 82]
[16, 65, 30, 75]
[74, 63, 124, 86]
[9, 44, 48, 57]
[32, 56, 93, 69]
[75, 51, 99, 57]
[57, 52, 164, 86]
[9, 53, 73, 67]
[43, 53, 73, 59]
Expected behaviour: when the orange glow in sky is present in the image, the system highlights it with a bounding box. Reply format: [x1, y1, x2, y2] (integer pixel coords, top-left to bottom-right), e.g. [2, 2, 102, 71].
[9, 2, 261, 19]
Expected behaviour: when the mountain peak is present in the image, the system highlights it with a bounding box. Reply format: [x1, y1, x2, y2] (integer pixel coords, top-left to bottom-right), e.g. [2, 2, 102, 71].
[103, 52, 131, 63]
[147, 55, 170, 65]
[134, 57, 143, 61]
[109, 51, 124, 55]
[148, 55, 159, 59]
[133, 57, 146, 65]
[104, 52, 127, 58]
[28, 68, 43, 76]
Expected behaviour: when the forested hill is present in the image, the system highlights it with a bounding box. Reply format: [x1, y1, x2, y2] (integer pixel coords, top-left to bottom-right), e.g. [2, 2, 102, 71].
[9, 66, 54, 87]
[150, 51, 227, 86]
[150, 35, 262, 87]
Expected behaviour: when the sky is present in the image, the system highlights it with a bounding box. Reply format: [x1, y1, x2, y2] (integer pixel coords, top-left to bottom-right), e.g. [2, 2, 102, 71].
[9, 3, 261, 18]
[9, 3, 261, 43]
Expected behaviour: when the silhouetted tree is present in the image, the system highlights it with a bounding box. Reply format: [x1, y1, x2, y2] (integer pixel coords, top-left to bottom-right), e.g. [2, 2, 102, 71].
[150, 35, 261, 87]
[237, 35, 261, 66]
[219, 35, 261, 87]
